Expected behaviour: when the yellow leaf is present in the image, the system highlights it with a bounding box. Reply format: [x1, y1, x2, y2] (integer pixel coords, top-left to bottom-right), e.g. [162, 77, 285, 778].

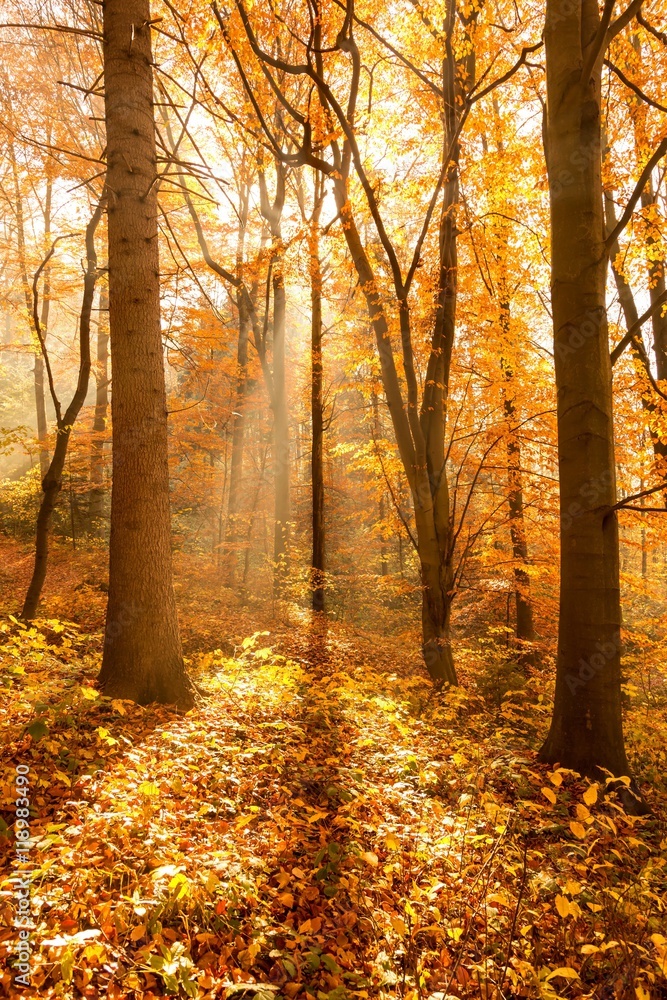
[635, 985, 650, 1000]
[138, 781, 159, 798]
[541, 786, 557, 805]
[278, 892, 294, 908]
[111, 699, 127, 715]
[385, 832, 400, 851]
[581, 944, 600, 955]
[587, 902, 603, 913]
[235, 813, 256, 828]
[575, 804, 591, 821]
[547, 967, 579, 981]
[570, 820, 587, 839]
[391, 915, 407, 936]
[362, 851, 379, 867]
[549, 770, 563, 786]
[555, 895, 571, 919]
[583, 784, 598, 806]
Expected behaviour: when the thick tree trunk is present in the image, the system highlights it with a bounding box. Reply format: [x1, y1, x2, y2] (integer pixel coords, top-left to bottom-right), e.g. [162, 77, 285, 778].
[539, 0, 629, 777]
[88, 286, 109, 536]
[22, 206, 102, 620]
[418, 537, 457, 686]
[309, 183, 325, 612]
[98, 0, 192, 708]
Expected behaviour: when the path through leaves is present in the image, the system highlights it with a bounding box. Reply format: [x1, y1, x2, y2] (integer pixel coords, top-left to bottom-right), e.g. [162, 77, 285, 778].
[1, 612, 666, 999]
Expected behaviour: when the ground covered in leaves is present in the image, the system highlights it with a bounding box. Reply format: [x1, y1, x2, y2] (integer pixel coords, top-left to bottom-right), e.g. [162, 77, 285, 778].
[1, 549, 667, 1000]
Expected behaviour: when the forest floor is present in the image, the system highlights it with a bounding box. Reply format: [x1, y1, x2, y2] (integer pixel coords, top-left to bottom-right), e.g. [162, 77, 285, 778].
[1, 538, 666, 1000]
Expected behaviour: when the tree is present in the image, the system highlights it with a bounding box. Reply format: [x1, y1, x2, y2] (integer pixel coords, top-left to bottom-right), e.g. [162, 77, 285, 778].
[21, 200, 103, 619]
[220, 0, 525, 683]
[97, 0, 193, 708]
[537, 0, 659, 779]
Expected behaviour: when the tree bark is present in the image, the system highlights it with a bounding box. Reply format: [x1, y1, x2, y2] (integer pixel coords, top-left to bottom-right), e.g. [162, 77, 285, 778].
[538, 0, 630, 777]
[98, 0, 192, 708]
[88, 286, 109, 536]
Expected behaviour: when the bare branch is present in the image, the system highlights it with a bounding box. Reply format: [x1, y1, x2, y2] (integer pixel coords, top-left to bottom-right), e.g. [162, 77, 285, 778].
[605, 138, 667, 248]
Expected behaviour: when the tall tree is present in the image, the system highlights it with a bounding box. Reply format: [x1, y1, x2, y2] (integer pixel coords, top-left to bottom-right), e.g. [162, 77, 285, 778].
[22, 201, 103, 619]
[537, 0, 659, 778]
[297, 169, 326, 611]
[98, 0, 193, 708]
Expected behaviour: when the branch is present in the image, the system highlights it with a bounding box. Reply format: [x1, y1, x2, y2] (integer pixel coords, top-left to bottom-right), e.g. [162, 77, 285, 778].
[610, 287, 667, 364]
[32, 234, 80, 425]
[637, 9, 667, 43]
[610, 480, 667, 510]
[604, 58, 667, 113]
[468, 41, 543, 106]
[607, 0, 645, 42]
[605, 138, 667, 248]
[581, 0, 617, 83]
[167, 376, 211, 414]
[0, 21, 103, 39]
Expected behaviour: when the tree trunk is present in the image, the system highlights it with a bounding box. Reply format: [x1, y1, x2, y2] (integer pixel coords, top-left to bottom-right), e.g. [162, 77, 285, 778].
[538, 0, 630, 778]
[224, 180, 251, 585]
[309, 179, 325, 612]
[258, 164, 290, 597]
[272, 254, 290, 594]
[22, 205, 102, 620]
[499, 297, 535, 653]
[641, 177, 667, 381]
[98, 0, 192, 708]
[605, 190, 667, 502]
[88, 286, 109, 536]
[10, 142, 49, 478]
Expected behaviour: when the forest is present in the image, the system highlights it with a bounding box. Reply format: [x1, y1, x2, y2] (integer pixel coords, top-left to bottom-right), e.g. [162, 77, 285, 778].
[0, 0, 666, 996]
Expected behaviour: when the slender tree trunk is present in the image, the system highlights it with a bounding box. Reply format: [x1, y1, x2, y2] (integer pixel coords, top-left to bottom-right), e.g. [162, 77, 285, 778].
[98, 0, 192, 708]
[10, 143, 49, 478]
[372, 394, 389, 577]
[224, 183, 251, 586]
[259, 165, 290, 596]
[22, 206, 102, 620]
[272, 253, 290, 594]
[539, 0, 629, 777]
[641, 177, 667, 380]
[498, 296, 535, 652]
[88, 286, 109, 535]
[309, 180, 325, 612]
[606, 191, 667, 501]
